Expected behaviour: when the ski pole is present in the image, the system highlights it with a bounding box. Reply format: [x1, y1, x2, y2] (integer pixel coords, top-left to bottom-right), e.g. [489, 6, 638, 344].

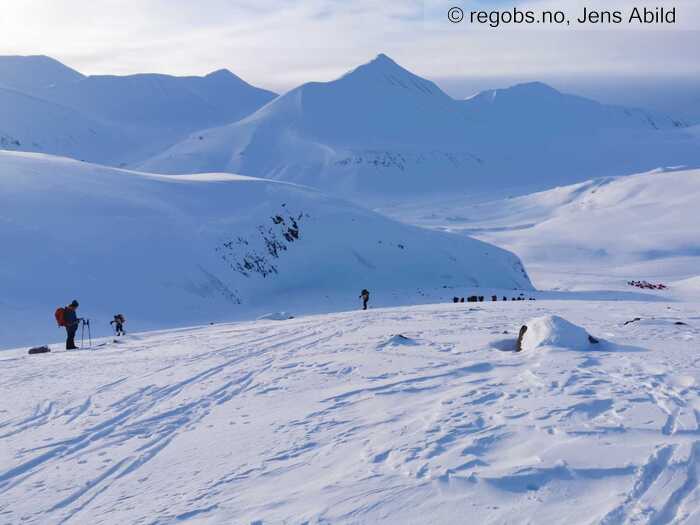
[81, 320, 85, 349]
[88, 319, 92, 349]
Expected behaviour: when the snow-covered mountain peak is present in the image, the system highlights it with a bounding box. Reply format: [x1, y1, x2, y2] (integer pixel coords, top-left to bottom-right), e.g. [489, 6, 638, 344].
[335, 53, 448, 99]
[343, 52, 403, 75]
[466, 81, 577, 109]
[205, 68, 238, 79]
[500, 81, 562, 98]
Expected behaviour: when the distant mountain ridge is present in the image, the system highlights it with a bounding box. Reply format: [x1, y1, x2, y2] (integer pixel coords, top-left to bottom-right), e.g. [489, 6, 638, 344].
[462, 81, 687, 134]
[0, 55, 83, 92]
[140, 53, 700, 199]
[1, 53, 699, 199]
[0, 55, 277, 164]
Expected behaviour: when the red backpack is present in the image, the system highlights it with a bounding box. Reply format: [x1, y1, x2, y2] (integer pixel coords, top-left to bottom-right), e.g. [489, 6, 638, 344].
[55, 307, 66, 327]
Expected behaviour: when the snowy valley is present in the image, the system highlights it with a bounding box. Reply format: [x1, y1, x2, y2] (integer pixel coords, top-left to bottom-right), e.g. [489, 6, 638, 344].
[382, 167, 700, 295]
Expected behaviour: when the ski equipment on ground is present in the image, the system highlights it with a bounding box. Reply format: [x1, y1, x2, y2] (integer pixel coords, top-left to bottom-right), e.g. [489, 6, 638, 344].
[81, 319, 92, 349]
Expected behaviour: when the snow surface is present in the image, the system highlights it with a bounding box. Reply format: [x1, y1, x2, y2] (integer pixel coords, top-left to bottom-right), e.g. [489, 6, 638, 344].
[2, 300, 700, 524]
[139, 54, 700, 200]
[0, 151, 531, 348]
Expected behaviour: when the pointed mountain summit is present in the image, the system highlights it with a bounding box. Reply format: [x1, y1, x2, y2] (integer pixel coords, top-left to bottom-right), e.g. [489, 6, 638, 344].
[336, 53, 450, 101]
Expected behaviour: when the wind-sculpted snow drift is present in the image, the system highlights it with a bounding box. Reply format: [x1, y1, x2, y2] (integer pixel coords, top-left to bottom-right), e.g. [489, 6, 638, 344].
[0, 151, 531, 347]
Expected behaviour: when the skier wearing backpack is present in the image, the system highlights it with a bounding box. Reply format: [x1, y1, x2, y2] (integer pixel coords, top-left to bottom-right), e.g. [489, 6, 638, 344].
[110, 314, 126, 336]
[359, 289, 370, 310]
[55, 300, 81, 349]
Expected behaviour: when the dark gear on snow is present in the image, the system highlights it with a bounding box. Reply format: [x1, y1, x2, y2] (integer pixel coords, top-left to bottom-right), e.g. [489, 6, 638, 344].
[110, 314, 126, 336]
[81, 319, 92, 349]
[360, 289, 370, 310]
[66, 324, 78, 349]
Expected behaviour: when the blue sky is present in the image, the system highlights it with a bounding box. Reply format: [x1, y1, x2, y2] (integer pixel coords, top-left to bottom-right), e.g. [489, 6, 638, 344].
[1, 0, 699, 117]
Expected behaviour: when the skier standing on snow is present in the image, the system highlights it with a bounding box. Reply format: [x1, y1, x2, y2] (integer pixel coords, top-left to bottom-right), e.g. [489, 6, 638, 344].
[110, 314, 126, 336]
[62, 300, 81, 349]
[360, 289, 370, 310]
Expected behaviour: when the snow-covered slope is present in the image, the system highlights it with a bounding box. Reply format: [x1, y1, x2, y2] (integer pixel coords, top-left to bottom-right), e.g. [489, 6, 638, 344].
[0, 55, 83, 92]
[140, 54, 700, 199]
[0, 151, 531, 348]
[37, 70, 278, 162]
[461, 81, 686, 134]
[0, 87, 134, 164]
[3, 300, 699, 524]
[385, 167, 700, 294]
[0, 56, 277, 165]
[40, 69, 277, 129]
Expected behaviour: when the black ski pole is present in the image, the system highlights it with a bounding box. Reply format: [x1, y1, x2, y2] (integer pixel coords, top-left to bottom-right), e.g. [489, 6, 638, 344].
[81, 320, 85, 349]
[88, 319, 92, 349]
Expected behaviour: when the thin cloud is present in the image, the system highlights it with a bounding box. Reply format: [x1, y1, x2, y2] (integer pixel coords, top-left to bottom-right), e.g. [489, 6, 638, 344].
[0, 0, 697, 93]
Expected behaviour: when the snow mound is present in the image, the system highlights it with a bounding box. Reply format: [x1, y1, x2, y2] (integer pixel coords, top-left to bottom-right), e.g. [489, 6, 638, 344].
[519, 315, 597, 351]
[257, 312, 295, 321]
[377, 334, 419, 349]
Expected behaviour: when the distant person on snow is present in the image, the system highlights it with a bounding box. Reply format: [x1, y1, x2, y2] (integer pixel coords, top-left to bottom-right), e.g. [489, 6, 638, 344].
[360, 289, 370, 310]
[110, 314, 126, 336]
[56, 300, 81, 350]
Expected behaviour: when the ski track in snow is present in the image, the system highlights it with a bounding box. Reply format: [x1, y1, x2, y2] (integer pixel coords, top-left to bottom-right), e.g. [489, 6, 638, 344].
[1, 301, 700, 524]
